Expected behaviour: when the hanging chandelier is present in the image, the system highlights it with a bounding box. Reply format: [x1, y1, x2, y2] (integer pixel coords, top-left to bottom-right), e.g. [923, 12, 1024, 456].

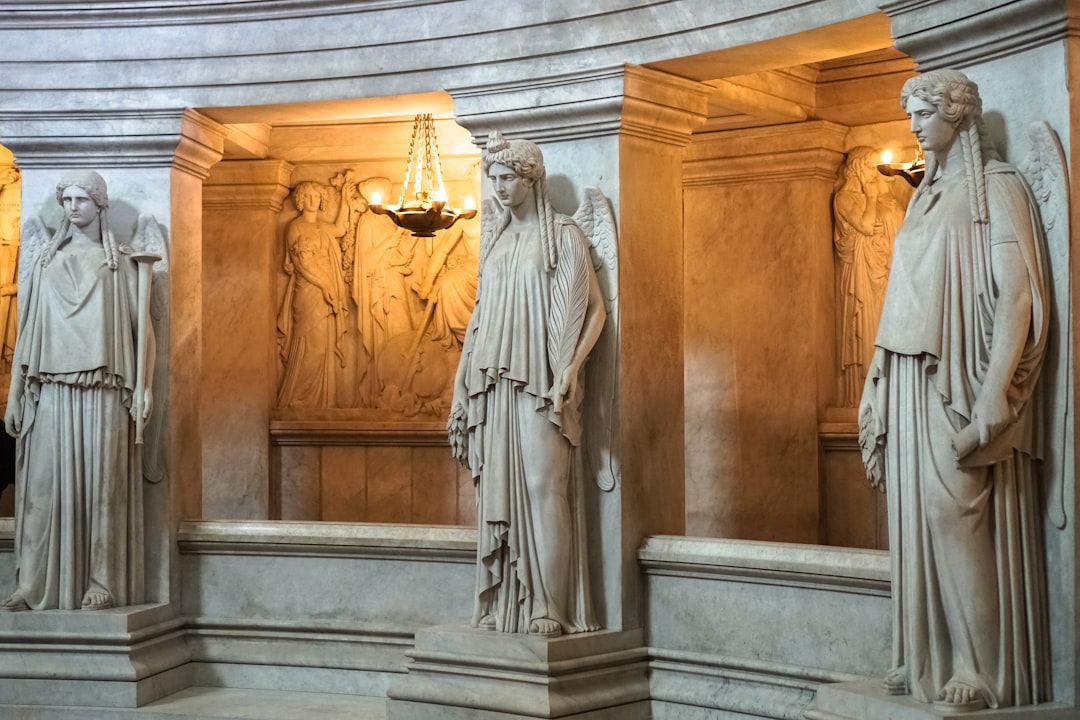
[369, 113, 477, 237]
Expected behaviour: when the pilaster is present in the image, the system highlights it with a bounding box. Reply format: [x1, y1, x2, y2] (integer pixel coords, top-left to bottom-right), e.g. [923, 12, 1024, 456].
[201, 159, 294, 520]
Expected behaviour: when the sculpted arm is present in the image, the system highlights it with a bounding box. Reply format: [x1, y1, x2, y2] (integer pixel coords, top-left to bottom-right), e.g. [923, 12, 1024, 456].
[330, 180, 353, 237]
[972, 240, 1032, 445]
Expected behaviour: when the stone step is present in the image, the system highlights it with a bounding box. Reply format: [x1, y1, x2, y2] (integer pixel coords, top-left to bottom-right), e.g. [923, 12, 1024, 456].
[1, 687, 387, 720]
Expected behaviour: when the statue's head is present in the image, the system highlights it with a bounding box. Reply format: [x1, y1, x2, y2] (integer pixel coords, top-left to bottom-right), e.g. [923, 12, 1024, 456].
[293, 181, 327, 212]
[482, 132, 545, 183]
[843, 146, 879, 182]
[901, 69, 982, 129]
[55, 170, 108, 211]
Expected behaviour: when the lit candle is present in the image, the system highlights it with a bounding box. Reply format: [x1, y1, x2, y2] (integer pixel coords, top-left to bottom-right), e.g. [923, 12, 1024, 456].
[880, 150, 893, 164]
[464, 196, 476, 210]
[370, 191, 382, 206]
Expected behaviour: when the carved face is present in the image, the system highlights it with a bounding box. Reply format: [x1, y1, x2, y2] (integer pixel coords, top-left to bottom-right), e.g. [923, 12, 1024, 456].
[296, 185, 322, 212]
[906, 96, 957, 156]
[61, 186, 101, 229]
[487, 162, 533, 210]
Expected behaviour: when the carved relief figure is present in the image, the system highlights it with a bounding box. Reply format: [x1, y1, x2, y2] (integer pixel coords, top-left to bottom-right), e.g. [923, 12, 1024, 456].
[833, 146, 904, 406]
[448, 133, 605, 637]
[860, 70, 1052, 710]
[1, 171, 160, 612]
[276, 178, 355, 408]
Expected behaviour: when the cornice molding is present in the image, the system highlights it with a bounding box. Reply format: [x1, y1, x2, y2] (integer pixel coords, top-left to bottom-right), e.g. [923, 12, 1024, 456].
[683, 121, 848, 187]
[0, 108, 202, 169]
[174, 110, 226, 181]
[0, 0, 452, 29]
[880, 0, 1071, 69]
[450, 65, 710, 147]
[203, 159, 296, 211]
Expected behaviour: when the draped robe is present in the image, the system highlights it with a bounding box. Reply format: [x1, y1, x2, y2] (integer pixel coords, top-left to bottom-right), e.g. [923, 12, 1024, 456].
[459, 216, 599, 634]
[864, 163, 1051, 707]
[9, 237, 146, 610]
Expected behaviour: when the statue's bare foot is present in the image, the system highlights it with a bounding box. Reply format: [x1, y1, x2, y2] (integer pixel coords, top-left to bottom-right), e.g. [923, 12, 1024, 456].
[477, 614, 496, 630]
[0, 593, 29, 612]
[528, 617, 562, 638]
[934, 679, 987, 712]
[81, 591, 114, 611]
[882, 667, 906, 695]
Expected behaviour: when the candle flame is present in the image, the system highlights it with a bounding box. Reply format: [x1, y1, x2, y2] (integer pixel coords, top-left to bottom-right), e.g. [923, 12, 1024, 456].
[880, 150, 893, 164]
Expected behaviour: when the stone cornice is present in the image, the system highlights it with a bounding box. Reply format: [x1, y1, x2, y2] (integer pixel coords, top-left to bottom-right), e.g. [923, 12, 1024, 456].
[880, 0, 1071, 69]
[203, 159, 296, 211]
[174, 109, 226, 181]
[0, 0, 446, 29]
[450, 65, 710, 146]
[0, 108, 202, 169]
[683, 121, 848, 187]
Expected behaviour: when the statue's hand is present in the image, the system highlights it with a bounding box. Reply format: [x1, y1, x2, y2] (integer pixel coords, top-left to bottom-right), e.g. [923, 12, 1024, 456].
[142, 388, 154, 420]
[447, 403, 468, 466]
[553, 365, 579, 415]
[858, 386, 885, 492]
[972, 390, 1014, 446]
[4, 399, 20, 437]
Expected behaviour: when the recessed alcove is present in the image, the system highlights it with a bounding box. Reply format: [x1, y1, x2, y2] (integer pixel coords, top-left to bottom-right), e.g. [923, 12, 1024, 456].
[194, 91, 481, 524]
[183, 29, 920, 551]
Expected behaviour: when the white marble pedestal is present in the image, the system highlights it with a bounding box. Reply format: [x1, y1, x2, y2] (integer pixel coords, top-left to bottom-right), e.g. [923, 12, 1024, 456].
[804, 681, 1076, 720]
[386, 624, 649, 719]
[0, 603, 189, 708]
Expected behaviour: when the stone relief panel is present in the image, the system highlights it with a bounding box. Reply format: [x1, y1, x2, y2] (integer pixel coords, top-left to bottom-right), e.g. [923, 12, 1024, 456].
[274, 169, 480, 420]
[832, 146, 907, 407]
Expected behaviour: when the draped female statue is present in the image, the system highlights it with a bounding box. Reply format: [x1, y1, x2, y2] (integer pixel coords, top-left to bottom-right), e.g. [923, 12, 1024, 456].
[860, 69, 1051, 711]
[1, 171, 158, 612]
[448, 133, 606, 637]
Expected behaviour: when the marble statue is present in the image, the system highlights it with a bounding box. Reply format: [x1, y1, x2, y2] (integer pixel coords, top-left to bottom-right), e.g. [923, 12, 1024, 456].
[859, 70, 1054, 710]
[1, 170, 161, 612]
[448, 132, 607, 637]
[276, 178, 355, 408]
[833, 146, 904, 407]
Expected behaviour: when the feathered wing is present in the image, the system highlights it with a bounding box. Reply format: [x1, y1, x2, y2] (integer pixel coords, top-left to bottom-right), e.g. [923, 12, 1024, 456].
[1020, 121, 1070, 530]
[131, 214, 169, 485]
[16, 216, 50, 324]
[573, 187, 619, 492]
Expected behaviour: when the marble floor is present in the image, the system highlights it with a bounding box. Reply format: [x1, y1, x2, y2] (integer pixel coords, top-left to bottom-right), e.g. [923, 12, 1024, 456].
[4, 688, 387, 720]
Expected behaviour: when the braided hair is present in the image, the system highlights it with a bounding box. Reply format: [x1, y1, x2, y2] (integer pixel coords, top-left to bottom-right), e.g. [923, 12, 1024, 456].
[481, 131, 559, 272]
[901, 69, 1000, 224]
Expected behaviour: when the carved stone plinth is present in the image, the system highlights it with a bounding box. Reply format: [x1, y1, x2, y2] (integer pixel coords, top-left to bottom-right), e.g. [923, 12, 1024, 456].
[0, 604, 189, 708]
[386, 625, 649, 720]
[804, 681, 1076, 720]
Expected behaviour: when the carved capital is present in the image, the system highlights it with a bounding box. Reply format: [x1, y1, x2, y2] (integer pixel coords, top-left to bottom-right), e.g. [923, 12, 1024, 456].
[683, 121, 848, 187]
[203, 159, 296, 211]
[880, 0, 1071, 69]
[450, 64, 709, 146]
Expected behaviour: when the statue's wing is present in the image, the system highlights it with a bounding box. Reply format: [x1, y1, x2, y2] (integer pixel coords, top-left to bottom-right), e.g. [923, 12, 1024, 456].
[573, 187, 619, 492]
[17, 216, 50, 321]
[1020, 121, 1069, 530]
[132, 214, 169, 485]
